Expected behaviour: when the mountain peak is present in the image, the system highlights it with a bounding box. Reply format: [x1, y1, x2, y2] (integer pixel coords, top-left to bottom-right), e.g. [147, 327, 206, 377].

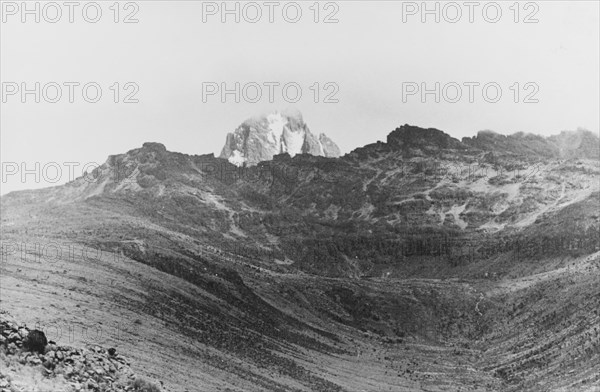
[384, 124, 466, 156]
[219, 110, 341, 166]
[141, 142, 167, 153]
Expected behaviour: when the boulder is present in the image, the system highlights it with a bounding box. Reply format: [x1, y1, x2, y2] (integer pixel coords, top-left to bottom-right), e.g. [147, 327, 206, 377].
[23, 329, 47, 354]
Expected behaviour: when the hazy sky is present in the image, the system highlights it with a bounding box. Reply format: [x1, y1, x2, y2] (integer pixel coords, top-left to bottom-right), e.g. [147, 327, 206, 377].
[1, 1, 599, 194]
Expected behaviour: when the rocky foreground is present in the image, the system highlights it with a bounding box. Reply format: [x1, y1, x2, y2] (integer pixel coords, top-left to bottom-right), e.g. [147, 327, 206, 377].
[0, 311, 160, 392]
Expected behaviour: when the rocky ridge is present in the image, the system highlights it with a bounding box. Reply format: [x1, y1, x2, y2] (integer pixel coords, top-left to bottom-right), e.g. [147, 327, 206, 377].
[462, 128, 600, 159]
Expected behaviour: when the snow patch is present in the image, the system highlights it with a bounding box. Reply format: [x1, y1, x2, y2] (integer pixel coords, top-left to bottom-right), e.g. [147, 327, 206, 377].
[267, 113, 287, 146]
[316, 138, 325, 156]
[283, 126, 305, 157]
[228, 150, 246, 167]
[448, 203, 468, 229]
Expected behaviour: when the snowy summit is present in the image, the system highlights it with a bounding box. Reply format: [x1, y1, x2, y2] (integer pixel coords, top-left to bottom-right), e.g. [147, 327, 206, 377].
[219, 110, 341, 167]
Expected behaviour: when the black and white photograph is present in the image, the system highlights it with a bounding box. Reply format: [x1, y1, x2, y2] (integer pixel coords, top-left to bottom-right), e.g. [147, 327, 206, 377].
[1, 1, 599, 391]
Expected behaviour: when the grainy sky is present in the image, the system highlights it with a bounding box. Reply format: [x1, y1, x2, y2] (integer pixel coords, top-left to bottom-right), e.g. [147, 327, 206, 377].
[1, 1, 599, 194]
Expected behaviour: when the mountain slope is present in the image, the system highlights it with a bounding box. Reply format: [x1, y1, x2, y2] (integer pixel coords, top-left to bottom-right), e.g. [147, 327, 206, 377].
[1, 124, 599, 391]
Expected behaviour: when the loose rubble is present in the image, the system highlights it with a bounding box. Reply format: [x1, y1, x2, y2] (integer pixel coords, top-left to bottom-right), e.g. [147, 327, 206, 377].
[0, 311, 159, 392]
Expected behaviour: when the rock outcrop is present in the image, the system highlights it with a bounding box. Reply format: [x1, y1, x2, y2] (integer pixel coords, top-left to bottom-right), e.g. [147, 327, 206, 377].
[219, 110, 341, 166]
